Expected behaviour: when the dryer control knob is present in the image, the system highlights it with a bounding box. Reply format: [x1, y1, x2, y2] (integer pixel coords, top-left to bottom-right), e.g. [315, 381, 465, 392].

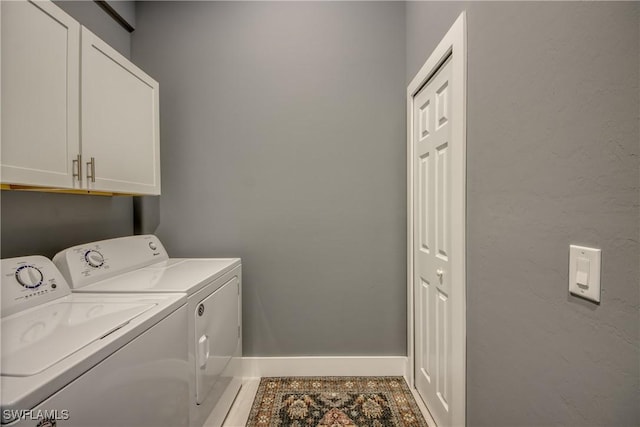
[85, 250, 105, 268]
[15, 265, 44, 289]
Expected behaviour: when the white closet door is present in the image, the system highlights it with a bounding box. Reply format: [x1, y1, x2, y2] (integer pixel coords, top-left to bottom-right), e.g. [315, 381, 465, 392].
[1, 0, 80, 188]
[414, 55, 453, 427]
[81, 27, 161, 195]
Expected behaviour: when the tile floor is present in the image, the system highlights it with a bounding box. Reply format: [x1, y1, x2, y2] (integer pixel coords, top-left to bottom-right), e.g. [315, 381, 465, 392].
[220, 377, 437, 427]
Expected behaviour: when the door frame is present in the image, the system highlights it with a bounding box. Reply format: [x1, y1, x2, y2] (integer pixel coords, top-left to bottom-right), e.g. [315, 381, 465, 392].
[406, 11, 467, 426]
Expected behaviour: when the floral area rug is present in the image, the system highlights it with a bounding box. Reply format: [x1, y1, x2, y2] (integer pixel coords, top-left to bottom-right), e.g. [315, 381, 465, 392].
[246, 376, 429, 427]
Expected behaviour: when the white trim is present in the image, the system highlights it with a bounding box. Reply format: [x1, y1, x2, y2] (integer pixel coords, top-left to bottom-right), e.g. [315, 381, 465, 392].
[242, 356, 407, 378]
[407, 11, 467, 427]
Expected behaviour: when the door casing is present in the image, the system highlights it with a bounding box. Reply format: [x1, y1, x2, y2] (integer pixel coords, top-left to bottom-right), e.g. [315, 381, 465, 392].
[406, 11, 467, 427]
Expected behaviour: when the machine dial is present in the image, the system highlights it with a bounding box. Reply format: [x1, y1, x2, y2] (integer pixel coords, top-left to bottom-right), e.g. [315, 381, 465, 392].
[85, 250, 105, 268]
[15, 265, 44, 289]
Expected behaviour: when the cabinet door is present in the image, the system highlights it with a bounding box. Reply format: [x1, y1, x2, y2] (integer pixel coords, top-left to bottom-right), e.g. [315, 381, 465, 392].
[1, 0, 80, 188]
[81, 27, 161, 195]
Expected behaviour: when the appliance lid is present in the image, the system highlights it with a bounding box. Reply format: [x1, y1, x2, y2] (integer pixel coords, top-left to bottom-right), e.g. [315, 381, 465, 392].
[1, 301, 155, 377]
[75, 258, 240, 296]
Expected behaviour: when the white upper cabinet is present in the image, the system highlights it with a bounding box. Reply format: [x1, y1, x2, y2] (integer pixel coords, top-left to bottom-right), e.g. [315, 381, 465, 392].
[1, 0, 161, 195]
[1, 0, 81, 188]
[81, 27, 161, 195]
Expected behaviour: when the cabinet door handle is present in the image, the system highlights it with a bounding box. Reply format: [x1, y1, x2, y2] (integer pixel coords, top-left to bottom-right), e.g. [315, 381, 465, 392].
[86, 157, 96, 183]
[72, 154, 82, 183]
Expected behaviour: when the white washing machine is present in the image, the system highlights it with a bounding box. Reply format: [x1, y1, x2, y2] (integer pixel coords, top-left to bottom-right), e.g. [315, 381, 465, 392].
[53, 235, 242, 427]
[1, 256, 189, 427]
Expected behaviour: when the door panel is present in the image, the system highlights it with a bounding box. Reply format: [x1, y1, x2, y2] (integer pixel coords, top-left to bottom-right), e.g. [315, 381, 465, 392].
[419, 153, 431, 254]
[414, 55, 453, 427]
[420, 279, 431, 382]
[436, 142, 449, 261]
[436, 289, 449, 410]
[436, 81, 449, 128]
[419, 99, 431, 140]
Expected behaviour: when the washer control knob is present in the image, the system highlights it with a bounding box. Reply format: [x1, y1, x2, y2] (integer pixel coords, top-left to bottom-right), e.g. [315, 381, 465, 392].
[85, 250, 105, 268]
[149, 242, 157, 251]
[15, 265, 44, 289]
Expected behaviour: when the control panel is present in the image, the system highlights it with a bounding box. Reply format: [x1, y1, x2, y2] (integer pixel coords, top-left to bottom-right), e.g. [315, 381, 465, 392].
[53, 235, 169, 289]
[1, 256, 71, 318]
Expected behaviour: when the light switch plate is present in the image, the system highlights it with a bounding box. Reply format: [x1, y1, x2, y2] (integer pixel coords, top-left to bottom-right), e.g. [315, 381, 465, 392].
[569, 245, 601, 303]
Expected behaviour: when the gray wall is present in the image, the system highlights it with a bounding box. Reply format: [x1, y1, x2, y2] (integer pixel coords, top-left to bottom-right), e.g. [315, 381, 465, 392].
[407, 2, 639, 426]
[1, 1, 136, 259]
[104, 0, 136, 31]
[55, 0, 131, 57]
[131, 1, 407, 356]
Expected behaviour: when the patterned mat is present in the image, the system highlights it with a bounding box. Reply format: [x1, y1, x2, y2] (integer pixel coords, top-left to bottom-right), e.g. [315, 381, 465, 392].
[246, 376, 429, 427]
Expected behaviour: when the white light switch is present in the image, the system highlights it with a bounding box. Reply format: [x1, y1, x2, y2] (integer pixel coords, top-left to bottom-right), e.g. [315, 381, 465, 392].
[575, 257, 590, 286]
[569, 245, 601, 303]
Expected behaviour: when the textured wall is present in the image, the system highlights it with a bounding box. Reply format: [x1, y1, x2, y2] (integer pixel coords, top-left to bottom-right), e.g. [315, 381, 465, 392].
[407, 2, 639, 426]
[1, 1, 135, 259]
[132, 1, 407, 356]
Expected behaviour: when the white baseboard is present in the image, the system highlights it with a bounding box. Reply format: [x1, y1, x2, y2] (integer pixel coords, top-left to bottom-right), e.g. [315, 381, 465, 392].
[242, 356, 408, 378]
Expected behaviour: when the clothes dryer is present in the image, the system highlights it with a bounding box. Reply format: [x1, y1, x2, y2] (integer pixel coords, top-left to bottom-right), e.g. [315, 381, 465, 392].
[53, 235, 242, 427]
